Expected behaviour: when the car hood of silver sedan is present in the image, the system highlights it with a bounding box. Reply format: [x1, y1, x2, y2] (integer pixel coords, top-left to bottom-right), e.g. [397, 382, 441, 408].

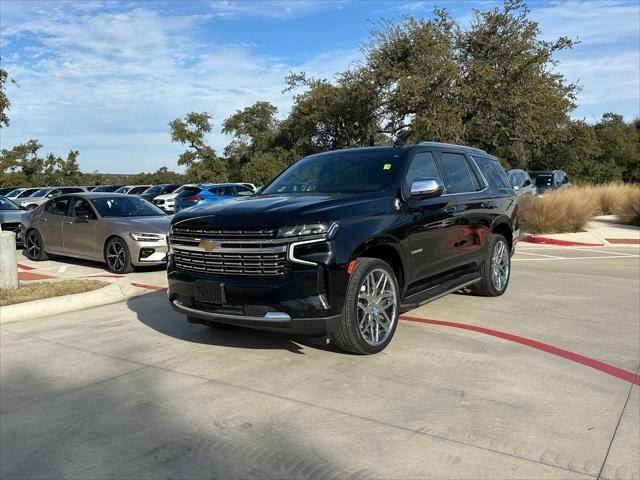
[105, 215, 171, 234]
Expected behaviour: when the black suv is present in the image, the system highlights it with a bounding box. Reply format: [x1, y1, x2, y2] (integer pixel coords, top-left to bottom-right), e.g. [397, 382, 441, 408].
[167, 142, 518, 354]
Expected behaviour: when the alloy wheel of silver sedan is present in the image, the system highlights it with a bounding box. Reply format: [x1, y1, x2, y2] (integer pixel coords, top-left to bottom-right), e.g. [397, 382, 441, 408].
[491, 239, 510, 292]
[357, 268, 398, 346]
[105, 238, 130, 273]
[25, 230, 43, 260]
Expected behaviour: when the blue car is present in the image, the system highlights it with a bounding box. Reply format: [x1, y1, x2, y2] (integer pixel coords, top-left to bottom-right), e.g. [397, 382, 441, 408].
[173, 183, 255, 212]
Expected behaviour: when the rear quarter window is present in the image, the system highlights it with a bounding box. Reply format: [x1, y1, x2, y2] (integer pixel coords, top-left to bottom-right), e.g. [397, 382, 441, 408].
[472, 156, 511, 190]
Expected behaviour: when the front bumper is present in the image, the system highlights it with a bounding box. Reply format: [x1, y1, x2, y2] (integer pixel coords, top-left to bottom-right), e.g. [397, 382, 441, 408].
[129, 239, 168, 266]
[167, 263, 344, 335]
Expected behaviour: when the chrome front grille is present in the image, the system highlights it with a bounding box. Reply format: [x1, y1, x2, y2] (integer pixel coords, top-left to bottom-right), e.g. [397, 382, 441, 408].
[173, 249, 286, 276]
[170, 229, 287, 277]
[172, 226, 276, 238]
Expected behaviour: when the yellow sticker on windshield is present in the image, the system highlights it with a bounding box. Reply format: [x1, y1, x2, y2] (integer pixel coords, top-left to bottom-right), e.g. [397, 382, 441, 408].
[383, 164, 391, 170]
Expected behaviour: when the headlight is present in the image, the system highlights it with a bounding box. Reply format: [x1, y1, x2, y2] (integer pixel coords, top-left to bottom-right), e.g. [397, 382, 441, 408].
[129, 232, 166, 242]
[278, 221, 338, 238]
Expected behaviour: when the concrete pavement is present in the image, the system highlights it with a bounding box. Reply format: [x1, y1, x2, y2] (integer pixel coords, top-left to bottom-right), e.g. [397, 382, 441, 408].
[1, 244, 638, 479]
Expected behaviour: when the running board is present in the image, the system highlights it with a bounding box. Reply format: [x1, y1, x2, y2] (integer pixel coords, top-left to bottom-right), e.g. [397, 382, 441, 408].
[400, 274, 481, 312]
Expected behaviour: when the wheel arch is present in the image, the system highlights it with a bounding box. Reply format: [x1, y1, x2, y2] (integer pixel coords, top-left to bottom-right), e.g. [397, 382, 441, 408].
[353, 239, 406, 291]
[491, 220, 513, 252]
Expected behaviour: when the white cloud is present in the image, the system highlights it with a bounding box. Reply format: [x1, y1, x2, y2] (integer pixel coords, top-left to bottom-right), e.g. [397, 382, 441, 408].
[208, 0, 345, 19]
[1, 3, 358, 173]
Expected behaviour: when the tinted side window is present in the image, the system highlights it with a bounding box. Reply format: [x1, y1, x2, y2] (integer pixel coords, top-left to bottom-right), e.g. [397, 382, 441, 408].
[405, 152, 442, 190]
[68, 198, 96, 218]
[474, 156, 511, 190]
[61, 187, 82, 194]
[440, 152, 477, 193]
[46, 197, 70, 215]
[211, 186, 234, 196]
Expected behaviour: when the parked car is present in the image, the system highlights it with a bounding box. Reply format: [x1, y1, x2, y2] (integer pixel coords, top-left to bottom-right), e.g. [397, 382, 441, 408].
[0, 196, 26, 244]
[0, 187, 19, 196]
[7, 187, 41, 201]
[22, 192, 170, 274]
[114, 185, 151, 195]
[528, 170, 571, 195]
[173, 183, 254, 212]
[19, 186, 87, 211]
[153, 185, 194, 214]
[139, 184, 181, 202]
[167, 142, 518, 354]
[92, 185, 124, 192]
[507, 169, 537, 207]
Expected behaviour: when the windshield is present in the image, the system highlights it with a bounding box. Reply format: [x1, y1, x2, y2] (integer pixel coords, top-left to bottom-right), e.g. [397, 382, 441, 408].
[0, 197, 20, 210]
[93, 185, 116, 192]
[18, 188, 39, 198]
[114, 186, 129, 193]
[535, 175, 552, 187]
[263, 150, 400, 194]
[6, 189, 24, 197]
[91, 196, 165, 217]
[31, 188, 52, 198]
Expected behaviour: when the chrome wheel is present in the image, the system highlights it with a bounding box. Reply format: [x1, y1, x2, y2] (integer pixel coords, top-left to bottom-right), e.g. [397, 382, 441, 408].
[25, 231, 42, 259]
[106, 240, 127, 272]
[357, 268, 398, 346]
[491, 240, 510, 291]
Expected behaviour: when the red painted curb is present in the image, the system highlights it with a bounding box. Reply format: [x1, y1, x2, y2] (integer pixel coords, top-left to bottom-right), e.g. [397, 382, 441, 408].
[131, 282, 168, 292]
[16, 263, 35, 271]
[400, 315, 640, 386]
[521, 234, 604, 247]
[606, 238, 640, 244]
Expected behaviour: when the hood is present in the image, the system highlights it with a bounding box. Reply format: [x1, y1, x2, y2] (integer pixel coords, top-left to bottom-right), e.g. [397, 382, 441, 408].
[106, 215, 171, 234]
[172, 193, 384, 229]
[0, 210, 26, 224]
[20, 197, 47, 206]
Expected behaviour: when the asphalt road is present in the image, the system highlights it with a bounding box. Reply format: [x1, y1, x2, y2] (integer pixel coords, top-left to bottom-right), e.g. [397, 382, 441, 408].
[2, 244, 639, 479]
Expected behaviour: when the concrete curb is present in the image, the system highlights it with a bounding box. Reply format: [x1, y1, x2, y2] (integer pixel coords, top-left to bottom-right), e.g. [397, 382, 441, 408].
[0, 280, 147, 324]
[521, 234, 605, 247]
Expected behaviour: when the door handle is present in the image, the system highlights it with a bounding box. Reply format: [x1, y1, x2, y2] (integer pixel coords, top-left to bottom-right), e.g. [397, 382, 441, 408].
[65, 221, 73, 225]
[444, 206, 457, 214]
[41, 218, 47, 222]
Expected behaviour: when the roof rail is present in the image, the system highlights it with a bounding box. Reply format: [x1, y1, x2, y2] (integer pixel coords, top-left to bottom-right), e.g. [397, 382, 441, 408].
[416, 141, 488, 155]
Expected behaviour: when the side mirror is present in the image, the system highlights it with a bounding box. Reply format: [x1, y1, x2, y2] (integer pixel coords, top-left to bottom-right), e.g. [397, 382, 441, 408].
[410, 177, 445, 198]
[513, 185, 520, 191]
[77, 212, 93, 221]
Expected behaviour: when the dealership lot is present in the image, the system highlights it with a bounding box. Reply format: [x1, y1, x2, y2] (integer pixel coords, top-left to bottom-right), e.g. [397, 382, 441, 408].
[2, 244, 639, 479]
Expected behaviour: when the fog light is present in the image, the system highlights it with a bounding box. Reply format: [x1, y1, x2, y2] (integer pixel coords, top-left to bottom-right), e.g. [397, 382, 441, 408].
[139, 248, 155, 260]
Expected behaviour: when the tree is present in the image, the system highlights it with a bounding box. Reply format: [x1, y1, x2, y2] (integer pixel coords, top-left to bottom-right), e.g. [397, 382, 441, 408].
[169, 112, 228, 182]
[222, 101, 280, 179]
[593, 113, 640, 183]
[0, 66, 17, 128]
[241, 148, 296, 185]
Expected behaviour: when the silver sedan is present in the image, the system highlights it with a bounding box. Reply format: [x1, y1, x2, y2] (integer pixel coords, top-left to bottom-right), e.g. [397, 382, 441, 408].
[22, 192, 170, 274]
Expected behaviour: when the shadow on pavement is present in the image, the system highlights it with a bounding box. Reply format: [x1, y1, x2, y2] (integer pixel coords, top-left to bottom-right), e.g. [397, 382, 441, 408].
[126, 291, 341, 355]
[19, 249, 167, 274]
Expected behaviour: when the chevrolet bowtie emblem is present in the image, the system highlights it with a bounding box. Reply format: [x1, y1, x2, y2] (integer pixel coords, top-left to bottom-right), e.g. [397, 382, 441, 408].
[199, 240, 219, 251]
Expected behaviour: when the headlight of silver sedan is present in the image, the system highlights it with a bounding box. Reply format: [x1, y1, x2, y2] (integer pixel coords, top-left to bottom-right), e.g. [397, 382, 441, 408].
[129, 232, 166, 242]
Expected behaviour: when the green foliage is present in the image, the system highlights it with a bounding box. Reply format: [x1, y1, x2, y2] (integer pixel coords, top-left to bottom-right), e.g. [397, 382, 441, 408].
[241, 148, 296, 185]
[0, 66, 16, 128]
[169, 112, 228, 183]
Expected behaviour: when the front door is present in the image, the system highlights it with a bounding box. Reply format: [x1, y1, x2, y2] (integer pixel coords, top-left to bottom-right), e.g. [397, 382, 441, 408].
[39, 196, 70, 252]
[62, 197, 98, 258]
[404, 151, 460, 289]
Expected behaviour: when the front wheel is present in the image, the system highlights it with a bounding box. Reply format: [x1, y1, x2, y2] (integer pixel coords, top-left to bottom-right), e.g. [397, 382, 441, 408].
[332, 257, 399, 354]
[25, 204, 37, 211]
[104, 237, 134, 274]
[470, 234, 511, 297]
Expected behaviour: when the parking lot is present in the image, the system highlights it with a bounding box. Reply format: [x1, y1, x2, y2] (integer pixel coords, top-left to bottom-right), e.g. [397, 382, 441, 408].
[2, 243, 639, 479]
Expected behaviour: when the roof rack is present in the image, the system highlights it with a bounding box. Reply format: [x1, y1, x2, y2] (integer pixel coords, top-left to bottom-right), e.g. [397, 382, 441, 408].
[416, 141, 488, 155]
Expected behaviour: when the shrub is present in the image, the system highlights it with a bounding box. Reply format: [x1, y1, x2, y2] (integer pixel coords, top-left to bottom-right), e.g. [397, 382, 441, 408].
[521, 187, 597, 234]
[591, 183, 625, 215]
[615, 185, 640, 226]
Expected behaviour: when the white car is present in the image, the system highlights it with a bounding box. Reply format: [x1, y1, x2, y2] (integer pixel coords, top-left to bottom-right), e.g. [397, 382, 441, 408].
[152, 184, 196, 214]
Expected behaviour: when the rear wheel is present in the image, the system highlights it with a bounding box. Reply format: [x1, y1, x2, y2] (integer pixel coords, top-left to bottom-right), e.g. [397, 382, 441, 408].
[104, 237, 134, 274]
[332, 257, 399, 354]
[24, 229, 49, 261]
[470, 234, 511, 297]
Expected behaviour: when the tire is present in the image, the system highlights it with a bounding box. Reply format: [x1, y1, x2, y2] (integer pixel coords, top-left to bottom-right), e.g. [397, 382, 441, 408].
[25, 204, 37, 211]
[24, 229, 49, 261]
[332, 257, 400, 354]
[104, 237, 135, 274]
[469, 233, 511, 297]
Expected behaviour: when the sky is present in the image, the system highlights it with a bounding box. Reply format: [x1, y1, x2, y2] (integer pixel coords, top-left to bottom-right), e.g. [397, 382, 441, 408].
[1, 0, 638, 174]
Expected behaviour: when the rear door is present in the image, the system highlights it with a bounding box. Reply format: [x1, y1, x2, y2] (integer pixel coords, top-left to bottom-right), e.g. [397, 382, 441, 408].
[435, 149, 490, 270]
[39, 196, 70, 252]
[62, 196, 98, 258]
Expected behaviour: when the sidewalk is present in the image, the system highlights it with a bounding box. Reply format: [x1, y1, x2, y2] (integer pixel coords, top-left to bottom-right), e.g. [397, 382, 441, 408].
[522, 215, 640, 246]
